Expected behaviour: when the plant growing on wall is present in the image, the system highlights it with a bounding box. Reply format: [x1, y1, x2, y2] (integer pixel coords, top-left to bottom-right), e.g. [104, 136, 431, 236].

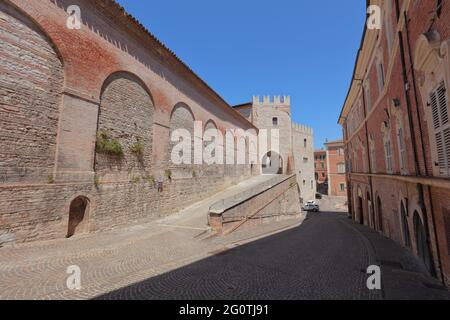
[165, 169, 172, 181]
[96, 131, 124, 157]
[130, 141, 144, 156]
[192, 170, 197, 179]
[144, 175, 155, 184]
[94, 175, 100, 188]
[131, 176, 141, 183]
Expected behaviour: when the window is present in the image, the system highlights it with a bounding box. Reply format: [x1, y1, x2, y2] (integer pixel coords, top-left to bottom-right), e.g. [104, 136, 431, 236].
[337, 163, 346, 174]
[303, 157, 308, 163]
[322, 173, 325, 177]
[384, 139, 393, 173]
[340, 184, 345, 192]
[311, 180, 313, 189]
[430, 82, 450, 176]
[321, 162, 325, 169]
[397, 128, 407, 173]
[377, 62, 385, 93]
[304, 139, 307, 148]
[272, 117, 278, 126]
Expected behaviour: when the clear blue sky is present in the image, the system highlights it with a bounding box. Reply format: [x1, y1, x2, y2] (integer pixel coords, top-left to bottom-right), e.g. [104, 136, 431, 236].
[116, 0, 366, 149]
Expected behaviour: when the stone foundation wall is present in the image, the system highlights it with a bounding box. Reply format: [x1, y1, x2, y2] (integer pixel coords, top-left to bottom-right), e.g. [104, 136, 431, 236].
[209, 175, 301, 234]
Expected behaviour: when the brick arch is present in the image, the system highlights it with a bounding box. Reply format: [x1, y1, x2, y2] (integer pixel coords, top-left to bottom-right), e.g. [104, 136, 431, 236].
[0, 1, 64, 184]
[66, 195, 91, 238]
[204, 120, 223, 177]
[168, 103, 196, 177]
[374, 191, 384, 233]
[355, 186, 364, 225]
[96, 71, 154, 176]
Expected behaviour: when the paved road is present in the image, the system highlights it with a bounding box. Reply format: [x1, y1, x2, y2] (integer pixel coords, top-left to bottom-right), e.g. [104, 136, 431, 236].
[1, 196, 448, 299]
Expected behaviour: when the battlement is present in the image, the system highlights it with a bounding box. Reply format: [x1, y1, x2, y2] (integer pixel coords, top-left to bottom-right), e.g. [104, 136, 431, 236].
[292, 122, 313, 135]
[252, 95, 291, 106]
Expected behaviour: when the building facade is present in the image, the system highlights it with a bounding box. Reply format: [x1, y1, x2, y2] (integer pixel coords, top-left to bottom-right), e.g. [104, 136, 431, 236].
[0, 0, 309, 245]
[314, 150, 328, 184]
[339, 0, 450, 285]
[234, 97, 316, 202]
[325, 140, 347, 197]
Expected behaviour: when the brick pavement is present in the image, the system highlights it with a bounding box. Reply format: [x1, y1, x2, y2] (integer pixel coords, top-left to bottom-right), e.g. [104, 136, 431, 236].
[0, 194, 449, 300]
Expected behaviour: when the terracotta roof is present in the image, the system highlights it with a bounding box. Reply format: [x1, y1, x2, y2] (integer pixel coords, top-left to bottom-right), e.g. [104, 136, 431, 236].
[233, 102, 252, 109]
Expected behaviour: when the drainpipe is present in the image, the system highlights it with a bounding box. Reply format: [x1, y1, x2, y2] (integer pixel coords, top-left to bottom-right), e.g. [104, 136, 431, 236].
[396, 3, 440, 278]
[401, 6, 444, 282]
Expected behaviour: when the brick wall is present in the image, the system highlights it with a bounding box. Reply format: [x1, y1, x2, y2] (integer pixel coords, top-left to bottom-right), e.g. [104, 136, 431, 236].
[0, 0, 257, 246]
[0, 2, 64, 184]
[340, 0, 450, 285]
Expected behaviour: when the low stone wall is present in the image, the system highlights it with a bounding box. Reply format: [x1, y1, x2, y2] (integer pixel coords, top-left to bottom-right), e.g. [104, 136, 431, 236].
[209, 175, 302, 234]
[0, 174, 249, 246]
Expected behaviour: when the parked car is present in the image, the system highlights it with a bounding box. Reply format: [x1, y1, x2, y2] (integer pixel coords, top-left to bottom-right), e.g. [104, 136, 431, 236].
[303, 201, 320, 212]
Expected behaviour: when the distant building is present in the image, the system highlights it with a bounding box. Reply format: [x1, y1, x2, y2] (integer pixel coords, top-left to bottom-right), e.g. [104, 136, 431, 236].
[314, 150, 328, 194]
[234, 96, 316, 201]
[325, 140, 346, 197]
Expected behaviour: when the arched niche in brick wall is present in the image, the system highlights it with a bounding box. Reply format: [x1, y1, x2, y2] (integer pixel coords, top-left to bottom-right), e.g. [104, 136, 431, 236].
[169, 103, 195, 178]
[203, 120, 224, 177]
[0, 1, 64, 184]
[95, 71, 154, 178]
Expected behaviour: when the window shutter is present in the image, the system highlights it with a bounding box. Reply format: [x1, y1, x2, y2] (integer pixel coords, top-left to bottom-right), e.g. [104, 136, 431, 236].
[430, 82, 450, 175]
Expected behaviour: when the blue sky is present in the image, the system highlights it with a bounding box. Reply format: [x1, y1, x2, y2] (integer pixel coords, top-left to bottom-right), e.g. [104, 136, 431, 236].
[116, 0, 366, 149]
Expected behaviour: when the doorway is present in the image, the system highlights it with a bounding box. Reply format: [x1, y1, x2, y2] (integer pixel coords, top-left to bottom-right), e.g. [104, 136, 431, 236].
[67, 196, 89, 238]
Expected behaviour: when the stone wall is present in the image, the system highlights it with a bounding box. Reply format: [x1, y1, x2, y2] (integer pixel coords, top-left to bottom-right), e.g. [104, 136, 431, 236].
[209, 175, 301, 234]
[292, 124, 316, 202]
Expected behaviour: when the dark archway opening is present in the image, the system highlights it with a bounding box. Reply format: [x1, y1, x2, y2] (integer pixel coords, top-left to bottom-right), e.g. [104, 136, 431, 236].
[377, 196, 383, 233]
[414, 211, 432, 273]
[358, 195, 364, 225]
[67, 197, 89, 238]
[262, 151, 283, 175]
[401, 201, 411, 248]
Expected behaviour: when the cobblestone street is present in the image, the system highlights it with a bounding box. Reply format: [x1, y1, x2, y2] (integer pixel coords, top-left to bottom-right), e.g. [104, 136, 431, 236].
[0, 194, 448, 300]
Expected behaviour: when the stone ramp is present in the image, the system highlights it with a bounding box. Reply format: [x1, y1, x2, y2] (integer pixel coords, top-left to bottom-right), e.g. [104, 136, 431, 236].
[208, 175, 303, 235]
[156, 175, 278, 233]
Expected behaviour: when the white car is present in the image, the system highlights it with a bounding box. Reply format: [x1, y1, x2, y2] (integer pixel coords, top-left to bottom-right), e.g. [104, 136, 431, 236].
[303, 201, 320, 212]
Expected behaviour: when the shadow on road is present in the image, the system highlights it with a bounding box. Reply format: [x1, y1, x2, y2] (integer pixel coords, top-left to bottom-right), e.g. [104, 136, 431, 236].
[93, 211, 449, 300]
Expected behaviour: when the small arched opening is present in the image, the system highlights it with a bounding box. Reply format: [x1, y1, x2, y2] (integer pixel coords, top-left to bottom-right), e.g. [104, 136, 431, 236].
[367, 191, 374, 228]
[377, 196, 383, 233]
[413, 211, 432, 273]
[357, 188, 364, 225]
[401, 201, 411, 248]
[261, 151, 283, 175]
[67, 196, 90, 238]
